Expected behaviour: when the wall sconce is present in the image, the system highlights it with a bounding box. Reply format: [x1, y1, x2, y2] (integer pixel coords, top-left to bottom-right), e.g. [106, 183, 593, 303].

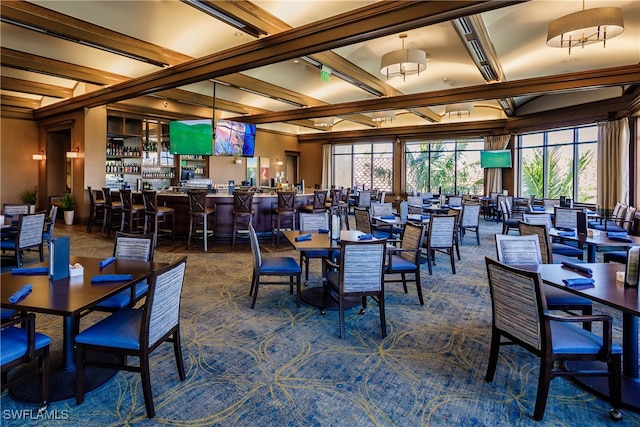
[32, 150, 45, 161]
[275, 158, 283, 166]
[66, 147, 80, 159]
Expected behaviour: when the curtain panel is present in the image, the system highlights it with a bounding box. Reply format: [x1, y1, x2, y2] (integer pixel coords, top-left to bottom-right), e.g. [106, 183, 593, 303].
[597, 117, 629, 213]
[321, 144, 332, 190]
[484, 134, 511, 196]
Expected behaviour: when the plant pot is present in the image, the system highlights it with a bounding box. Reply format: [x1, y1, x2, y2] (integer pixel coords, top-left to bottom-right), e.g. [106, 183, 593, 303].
[63, 210, 74, 225]
[29, 204, 36, 214]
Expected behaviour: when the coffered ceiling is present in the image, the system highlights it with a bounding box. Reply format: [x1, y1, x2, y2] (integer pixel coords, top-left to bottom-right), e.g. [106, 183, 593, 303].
[1, 0, 639, 136]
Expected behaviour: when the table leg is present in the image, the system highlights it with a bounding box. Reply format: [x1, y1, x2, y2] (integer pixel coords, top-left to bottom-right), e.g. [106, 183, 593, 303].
[62, 315, 76, 371]
[587, 244, 596, 263]
[623, 313, 638, 379]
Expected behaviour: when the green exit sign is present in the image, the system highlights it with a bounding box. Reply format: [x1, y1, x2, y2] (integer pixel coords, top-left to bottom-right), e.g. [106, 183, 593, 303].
[320, 65, 331, 82]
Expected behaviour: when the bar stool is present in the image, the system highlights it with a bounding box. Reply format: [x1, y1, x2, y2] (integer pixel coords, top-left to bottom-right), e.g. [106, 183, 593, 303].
[142, 190, 175, 246]
[232, 191, 254, 251]
[101, 187, 123, 238]
[86, 186, 105, 233]
[120, 189, 145, 233]
[271, 190, 296, 248]
[187, 190, 216, 252]
[300, 190, 327, 214]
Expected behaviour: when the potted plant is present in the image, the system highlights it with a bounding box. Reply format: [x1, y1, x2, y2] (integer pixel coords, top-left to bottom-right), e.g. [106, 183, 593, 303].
[60, 193, 75, 225]
[21, 186, 38, 213]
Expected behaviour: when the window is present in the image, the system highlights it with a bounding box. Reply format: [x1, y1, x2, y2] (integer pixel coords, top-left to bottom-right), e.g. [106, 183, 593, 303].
[332, 143, 393, 191]
[517, 125, 597, 202]
[405, 139, 484, 195]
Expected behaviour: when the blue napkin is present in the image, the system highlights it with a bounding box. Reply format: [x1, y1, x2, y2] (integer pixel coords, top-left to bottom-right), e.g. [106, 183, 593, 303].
[358, 234, 373, 240]
[295, 234, 312, 242]
[98, 257, 116, 268]
[608, 231, 628, 238]
[558, 231, 575, 237]
[318, 228, 329, 234]
[560, 261, 593, 276]
[11, 267, 48, 275]
[562, 277, 595, 289]
[531, 206, 545, 212]
[421, 215, 430, 220]
[555, 226, 574, 232]
[91, 274, 134, 283]
[380, 215, 396, 219]
[608, 236, 632, 243]
[8, 284, 32, 303]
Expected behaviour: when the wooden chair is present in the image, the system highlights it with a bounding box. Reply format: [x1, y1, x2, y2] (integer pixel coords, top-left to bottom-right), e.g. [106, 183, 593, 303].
[499, 199, 521, 235]
[120, 188, 145, 233]
[484, 257, 622, 421]
[383, 222, 426, 305]
[424, 214, 456, 275]
[75, 256, 188, 418]
[523, 213, 583, 261]
[86, 186, 105, 233]
[42, 205, 58, 248]
[187, 190, 216, 252]
[321, 239, 387, 339]
[142, 190, 175, 247]
[231, 191, 254, 251]
[271, 190, 296, 248]
[1, 313, 50, 411]
[459, 203, 481, 245]
[299, 190, 327, 214]
[248, 224, 301, 309]
[101, 187, 123, 238]
[0, 212, 45, 266]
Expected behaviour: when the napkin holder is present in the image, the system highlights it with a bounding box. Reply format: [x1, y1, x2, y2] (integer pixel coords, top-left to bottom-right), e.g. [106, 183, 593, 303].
[624, 246, 639, 287]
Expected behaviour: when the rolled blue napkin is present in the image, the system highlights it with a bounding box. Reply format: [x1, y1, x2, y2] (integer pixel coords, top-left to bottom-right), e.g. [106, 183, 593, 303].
[4, 214, 13, 218]
[11, 267, 49, 275]
[358, 234, 373, 240]
[91, 274, 134, 283]
[607, 231, 628, 238]
[8, 284, 32, 303]
[318, 228, 329, 234]
[562, 277, 595, 289]
[555, 226, 574, 232]
[380, 215, 396, 219]
[531, 206, 545, 212]
[608, 236, 632, 243]
[98, 256, 117, 268]
[560, 261, 592, 276]
[295, 234, 312, 242]
[421, 215, 430, 220]
[558, 231, 575, 237]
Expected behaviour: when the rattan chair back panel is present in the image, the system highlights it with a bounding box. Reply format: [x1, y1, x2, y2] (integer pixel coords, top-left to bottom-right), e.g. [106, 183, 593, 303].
[17, 212, 45, 248]
[370, 202, 393, 217]
[553, 207, 583, 229]
[518, 222, 553, 264]
[427, 215, 456, 248]
[523, 213, 553, 230]
[354, 207, 372, 234]
[400, 222, 425, 263]
[495, 234, 542, 265]
[340, 240, 385, 293]
[114, 232, 155, 262]
[461, 203, 480, 227]
[299, 212, 328, 231]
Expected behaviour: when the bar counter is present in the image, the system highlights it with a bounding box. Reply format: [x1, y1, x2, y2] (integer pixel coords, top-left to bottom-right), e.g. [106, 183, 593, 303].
[152, 190, 314, 239]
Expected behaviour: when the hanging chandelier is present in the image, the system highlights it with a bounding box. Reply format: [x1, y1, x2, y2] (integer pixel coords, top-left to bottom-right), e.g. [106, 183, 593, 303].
[380, 34, 426, 81]
[546, 1, 624, 54]
[371, 111, 396, 124]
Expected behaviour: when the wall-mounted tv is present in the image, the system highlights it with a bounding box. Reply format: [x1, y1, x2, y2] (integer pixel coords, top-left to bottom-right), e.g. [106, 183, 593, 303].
[214, 119, 256, 157]
[169, 120, 213, 156]
[480, 150, 512, 168]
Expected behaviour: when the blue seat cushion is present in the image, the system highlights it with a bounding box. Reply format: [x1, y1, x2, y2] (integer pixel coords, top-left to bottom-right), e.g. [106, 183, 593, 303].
[1, 327, 50, 365]
[603, 251, 627, 263]
[544, 285, 591, 307]
[260, 257, 301, 275]
[505, 219, 520, 227]
[0, 240, 16, 250]
[75, 308, 142, 350]
[551, 242, 583, 257]
[302, 249, 331, 259]
[551, 321, 621, 355]
[1, 308, 16, 320]
[385, 255, 417, 273]
[589, 221, 626, 233]
[96, 280, 149, 309]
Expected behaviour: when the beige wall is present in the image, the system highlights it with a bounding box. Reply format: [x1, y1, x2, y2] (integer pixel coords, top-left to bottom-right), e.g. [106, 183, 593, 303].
[0, 117, 39, 207]
[298, 142, 323, 189]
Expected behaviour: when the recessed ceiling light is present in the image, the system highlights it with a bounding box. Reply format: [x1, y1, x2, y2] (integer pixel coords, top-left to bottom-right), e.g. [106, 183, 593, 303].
[235, 32, 243, 37]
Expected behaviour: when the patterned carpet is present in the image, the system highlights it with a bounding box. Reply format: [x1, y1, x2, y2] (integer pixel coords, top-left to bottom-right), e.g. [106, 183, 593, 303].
[2, 219, 639, 426]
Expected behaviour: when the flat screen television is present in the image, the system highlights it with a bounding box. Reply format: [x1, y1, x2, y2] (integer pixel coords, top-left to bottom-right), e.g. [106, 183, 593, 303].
[169, 120, 213, 156]
[480, 150, 512, 168]
[214, 119, 256, 157]
[180, 169, 195, 181]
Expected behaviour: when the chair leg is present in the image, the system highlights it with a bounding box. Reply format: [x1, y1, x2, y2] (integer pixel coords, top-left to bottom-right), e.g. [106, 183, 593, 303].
[40, 346, 50, 406]
[476, 227, 480, 245]
[415, 272, 424, 306]
[75, 343, 86, 405]
[533, 359, 552, 421]
[173, 329, 186, 381]
[295, 274, 301, 308]
[187, 216, 194, 250]
[338, 297, 346, 339]
[250, 274, 260, 309]
[232, 218, 237, 251]
[401, 273, 408, 293]
[378, 293, 387, 338]
[450, 250, 456, 274]
[140, 352, 155, 418]
[485, 330, 500, 382]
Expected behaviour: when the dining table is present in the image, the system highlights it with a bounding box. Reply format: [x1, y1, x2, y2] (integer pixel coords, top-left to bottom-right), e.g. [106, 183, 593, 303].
[1, 255, 167, 402]
[518, 262, 640, 410]
[281, 230, 373, 309]
[549, 228, 640, 263]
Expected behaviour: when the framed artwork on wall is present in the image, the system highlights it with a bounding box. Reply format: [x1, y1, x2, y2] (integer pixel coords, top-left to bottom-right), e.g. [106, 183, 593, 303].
[246, 157, 257, 186]
[259, 157, 270, 186]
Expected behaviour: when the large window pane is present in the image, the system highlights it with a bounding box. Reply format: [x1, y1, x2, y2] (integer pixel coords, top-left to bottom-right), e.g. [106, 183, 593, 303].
[546, 145, 574, 199]
[520, 147, 544, 197]
[332, 142, 393, 191]
[577, 143, 597, 203]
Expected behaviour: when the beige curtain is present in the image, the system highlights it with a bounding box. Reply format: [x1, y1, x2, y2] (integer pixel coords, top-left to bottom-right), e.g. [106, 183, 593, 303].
[321, 144, 332, 189]
[484, 134, 511, 196]
[597, 117, 629, 212]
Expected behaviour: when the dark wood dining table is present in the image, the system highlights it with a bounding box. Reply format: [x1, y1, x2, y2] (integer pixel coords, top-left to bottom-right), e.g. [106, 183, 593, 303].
[549, 228, 640, 263]
[518, 262, 640, 410]
[1, 255, 167, 402]
[281, 230, 371, 308]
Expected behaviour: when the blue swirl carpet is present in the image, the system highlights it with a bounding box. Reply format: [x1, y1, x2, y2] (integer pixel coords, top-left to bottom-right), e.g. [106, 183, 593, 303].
[1, 221, 638, 426]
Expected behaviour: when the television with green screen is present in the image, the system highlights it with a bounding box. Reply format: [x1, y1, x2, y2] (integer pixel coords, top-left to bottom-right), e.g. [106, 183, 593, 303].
[169, 120, 213, 155]
[480, 150, 512, 168]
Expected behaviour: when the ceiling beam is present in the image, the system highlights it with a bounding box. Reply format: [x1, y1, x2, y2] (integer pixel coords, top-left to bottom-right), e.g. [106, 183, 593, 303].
[230, 65, 640, 123]
[33, 1, 521, 119]
[1, 76, 72, 98]
[0, 94, 41, 109]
